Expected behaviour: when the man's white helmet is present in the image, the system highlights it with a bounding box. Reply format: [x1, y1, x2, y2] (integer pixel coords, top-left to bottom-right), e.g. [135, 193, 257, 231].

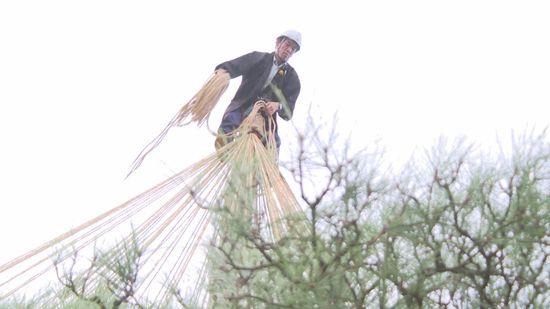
[278, 30, 302, 51]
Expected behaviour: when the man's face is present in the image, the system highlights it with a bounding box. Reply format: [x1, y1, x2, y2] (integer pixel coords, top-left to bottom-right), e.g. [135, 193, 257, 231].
[275, 38, 299, 63]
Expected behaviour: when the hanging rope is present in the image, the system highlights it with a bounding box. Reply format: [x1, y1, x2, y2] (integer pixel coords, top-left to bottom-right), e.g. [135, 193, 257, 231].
[126, 70, 230, 178]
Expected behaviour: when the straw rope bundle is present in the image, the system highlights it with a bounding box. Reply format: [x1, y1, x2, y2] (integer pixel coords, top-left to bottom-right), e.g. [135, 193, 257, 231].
[127, 70, 230, 178]
[0, 102, 305, 306]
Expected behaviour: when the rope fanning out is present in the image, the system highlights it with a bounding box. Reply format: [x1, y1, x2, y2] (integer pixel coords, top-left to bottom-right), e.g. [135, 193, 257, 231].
[0, 101, 305, 306]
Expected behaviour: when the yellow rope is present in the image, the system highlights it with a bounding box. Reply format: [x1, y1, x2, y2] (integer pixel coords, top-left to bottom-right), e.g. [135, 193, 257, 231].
[0, 101, 306, 304]
[126, 71, 230, 178]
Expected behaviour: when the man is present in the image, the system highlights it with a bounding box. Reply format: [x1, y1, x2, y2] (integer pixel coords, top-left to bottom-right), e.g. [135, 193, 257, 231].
[214, 30, 301, 150]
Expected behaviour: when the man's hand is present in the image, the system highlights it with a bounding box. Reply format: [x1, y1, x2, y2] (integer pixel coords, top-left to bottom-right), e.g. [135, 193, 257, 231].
[265, 101, 281, 116]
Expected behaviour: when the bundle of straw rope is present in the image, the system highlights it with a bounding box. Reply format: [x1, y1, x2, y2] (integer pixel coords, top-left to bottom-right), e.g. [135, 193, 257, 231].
[127, 70, 230, 178]
[0, 102, 305, 306]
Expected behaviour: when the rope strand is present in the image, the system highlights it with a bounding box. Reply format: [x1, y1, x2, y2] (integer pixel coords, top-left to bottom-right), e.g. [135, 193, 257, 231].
[126, 71, 230, 178]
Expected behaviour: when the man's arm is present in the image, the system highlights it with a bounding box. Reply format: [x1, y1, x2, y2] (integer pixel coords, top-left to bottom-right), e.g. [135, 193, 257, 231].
[277, 70, 301, 121]
[215, 51, 263, 78]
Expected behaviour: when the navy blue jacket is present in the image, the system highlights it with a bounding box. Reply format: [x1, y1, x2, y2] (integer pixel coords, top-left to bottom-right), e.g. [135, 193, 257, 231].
[215, 51, 301, 121]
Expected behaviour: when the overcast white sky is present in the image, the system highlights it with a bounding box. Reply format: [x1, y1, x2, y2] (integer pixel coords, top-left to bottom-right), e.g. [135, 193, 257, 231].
[1, 1, 549, 265]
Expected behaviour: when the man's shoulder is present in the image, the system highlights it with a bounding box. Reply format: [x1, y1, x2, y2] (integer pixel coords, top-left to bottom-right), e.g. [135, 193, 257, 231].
[285, 63, 299, 79]
[234, 51, 272, 65]
[243, 51, 272, 58]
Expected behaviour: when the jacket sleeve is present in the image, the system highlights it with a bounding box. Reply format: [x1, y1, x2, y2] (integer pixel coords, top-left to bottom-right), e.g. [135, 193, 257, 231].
[278, 69, 301, 121]
[215, 51, 263, 79]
